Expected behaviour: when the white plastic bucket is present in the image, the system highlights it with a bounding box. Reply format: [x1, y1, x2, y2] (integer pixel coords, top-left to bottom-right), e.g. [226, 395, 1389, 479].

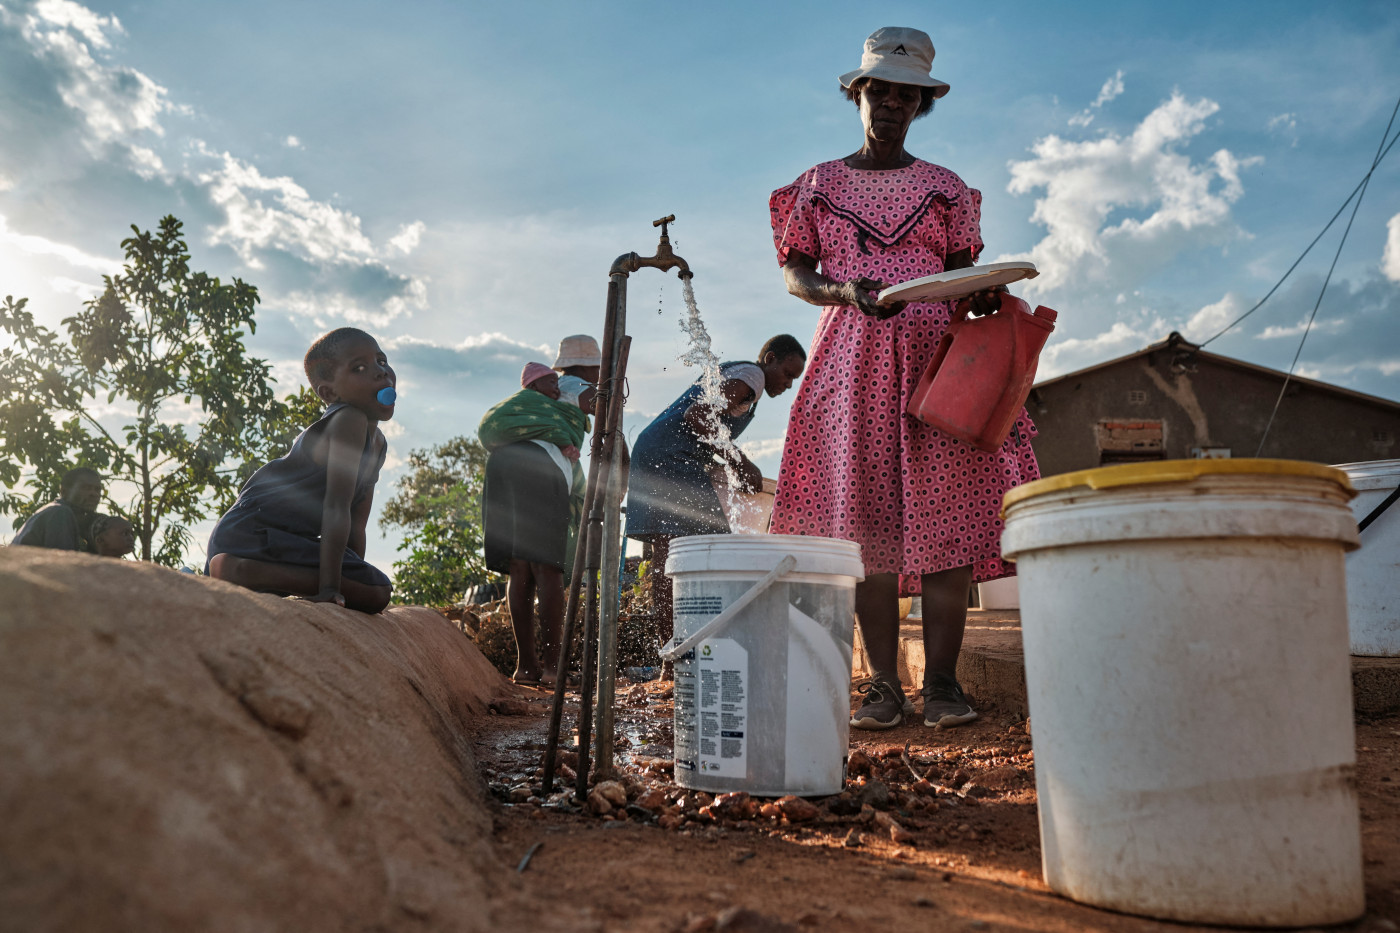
[1335, 458, 1400, 656]
[976, 576, 1019, 609]
[715, 476, 777, 534]
[663, 534, 863, 796]
[1001, 459, 1363, 927]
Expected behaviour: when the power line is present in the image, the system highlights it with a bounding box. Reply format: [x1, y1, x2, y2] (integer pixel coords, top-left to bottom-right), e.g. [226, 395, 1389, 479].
[1253, 93, 1400, 456]
[1200, 102, 1400, 348]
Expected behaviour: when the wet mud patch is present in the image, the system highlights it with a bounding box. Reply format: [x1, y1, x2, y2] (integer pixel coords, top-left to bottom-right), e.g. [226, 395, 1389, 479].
[471, 678, 1400, 931]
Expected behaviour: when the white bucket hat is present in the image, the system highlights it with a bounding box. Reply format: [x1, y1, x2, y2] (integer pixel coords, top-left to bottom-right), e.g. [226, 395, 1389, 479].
[553, 334, 602, 369]
[839, 27, 949, 99]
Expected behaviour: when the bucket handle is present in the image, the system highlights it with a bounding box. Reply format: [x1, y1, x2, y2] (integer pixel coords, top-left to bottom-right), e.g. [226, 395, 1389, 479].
[1358, 484, 1400, 533]
[658, 554, 797, 662]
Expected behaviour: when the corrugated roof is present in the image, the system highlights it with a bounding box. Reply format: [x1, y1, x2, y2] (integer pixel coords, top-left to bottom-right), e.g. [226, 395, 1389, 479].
[1033, 331, 1400, 412]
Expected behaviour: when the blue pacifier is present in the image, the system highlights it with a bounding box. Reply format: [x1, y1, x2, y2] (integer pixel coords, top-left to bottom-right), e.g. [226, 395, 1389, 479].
[377, 386, 397, 405]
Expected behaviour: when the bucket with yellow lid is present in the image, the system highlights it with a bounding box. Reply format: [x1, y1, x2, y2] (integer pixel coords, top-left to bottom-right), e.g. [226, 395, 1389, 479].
[1001, 459, 1363, 926]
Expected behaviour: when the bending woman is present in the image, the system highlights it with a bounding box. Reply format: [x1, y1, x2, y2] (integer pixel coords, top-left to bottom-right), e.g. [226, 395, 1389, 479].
[769, 27, 1040, 730]
[626, 335, 806, 647]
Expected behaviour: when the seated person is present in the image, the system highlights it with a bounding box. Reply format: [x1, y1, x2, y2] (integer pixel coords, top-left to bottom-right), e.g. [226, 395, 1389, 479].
[12, 467, 103, 551]
[91, 515, 136, 558]
[478, 362, 588, 685]
[206, 328, 395, 614]
[626, 334, 807, 649]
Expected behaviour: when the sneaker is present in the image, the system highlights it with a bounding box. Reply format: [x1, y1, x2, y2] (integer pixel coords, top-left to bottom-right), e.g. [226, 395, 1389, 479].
[850, 677, 915, 730]
[922, 672, 977, 728]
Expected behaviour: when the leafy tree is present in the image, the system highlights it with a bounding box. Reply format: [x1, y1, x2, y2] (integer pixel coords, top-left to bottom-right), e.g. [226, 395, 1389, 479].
[381, 436, 496, 606]
[0, 216, 291, 564]
[242, 386, 327, 483]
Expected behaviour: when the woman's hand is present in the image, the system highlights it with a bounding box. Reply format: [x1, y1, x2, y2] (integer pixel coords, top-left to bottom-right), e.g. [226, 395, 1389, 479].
[845, 278, 907, 320]
[302, 589, 346, 607]
[560, 444, 581, 462]
[737, 457, 764, 494]
[783, 252, 906, 319]
[957, 285, 1008, 319]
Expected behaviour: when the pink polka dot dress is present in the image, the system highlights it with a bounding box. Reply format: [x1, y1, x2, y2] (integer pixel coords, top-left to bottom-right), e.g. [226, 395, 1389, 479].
[768, 159, 1040, 590]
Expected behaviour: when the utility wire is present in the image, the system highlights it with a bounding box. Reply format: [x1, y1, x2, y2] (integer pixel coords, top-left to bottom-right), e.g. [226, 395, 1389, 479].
[1200, 107, 1400, 348]
[1253, 93, 1400, 456]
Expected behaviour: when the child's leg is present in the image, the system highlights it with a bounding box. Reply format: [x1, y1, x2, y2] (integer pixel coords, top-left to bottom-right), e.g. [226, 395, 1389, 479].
[210, 552, 316, 594]
[209, 554, 391, 614]
[340, 581, 392, 614]
[531, 562, 564, 685]
[507, 558, 542, 682]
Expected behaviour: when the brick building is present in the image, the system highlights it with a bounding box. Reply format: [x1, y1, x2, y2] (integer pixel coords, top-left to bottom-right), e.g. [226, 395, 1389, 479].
[1027, 332, 1400, 476]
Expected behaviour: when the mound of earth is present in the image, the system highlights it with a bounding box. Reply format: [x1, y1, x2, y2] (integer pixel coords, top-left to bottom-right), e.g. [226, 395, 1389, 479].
[0, 547, 512, 932]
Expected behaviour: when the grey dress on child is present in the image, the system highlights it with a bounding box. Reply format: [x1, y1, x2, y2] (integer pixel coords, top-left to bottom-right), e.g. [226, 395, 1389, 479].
[204, 402, 391, 590]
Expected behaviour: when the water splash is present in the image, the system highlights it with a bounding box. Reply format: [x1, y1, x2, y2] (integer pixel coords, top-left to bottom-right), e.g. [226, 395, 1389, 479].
[677, 278, 766, 533]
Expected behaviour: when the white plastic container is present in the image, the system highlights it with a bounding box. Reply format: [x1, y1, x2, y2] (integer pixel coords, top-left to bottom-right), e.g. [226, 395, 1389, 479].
[715, 476, 777, 534]
[663, 534, 863, 796]
[976, 576, 1019, 609]
[1001, 459, 1363, 927]
[1335, 458, 1400, 656]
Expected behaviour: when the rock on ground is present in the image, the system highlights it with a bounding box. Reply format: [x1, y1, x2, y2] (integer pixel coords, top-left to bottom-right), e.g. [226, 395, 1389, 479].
[0, 548, 509, 933]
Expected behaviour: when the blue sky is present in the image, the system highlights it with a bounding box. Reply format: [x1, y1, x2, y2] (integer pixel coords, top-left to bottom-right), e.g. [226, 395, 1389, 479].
[3, 0, 1399, 573]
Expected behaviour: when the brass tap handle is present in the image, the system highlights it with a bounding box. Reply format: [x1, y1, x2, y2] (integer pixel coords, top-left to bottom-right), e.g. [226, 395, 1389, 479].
[652, 214, 676, 236]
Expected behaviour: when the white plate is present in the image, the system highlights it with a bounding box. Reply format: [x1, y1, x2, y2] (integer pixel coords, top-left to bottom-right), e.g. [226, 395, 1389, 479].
[877, 261, 1039, 304]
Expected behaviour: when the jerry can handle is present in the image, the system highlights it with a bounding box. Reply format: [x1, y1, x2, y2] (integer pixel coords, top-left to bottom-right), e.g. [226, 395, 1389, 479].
[957, 288, 1021, 320]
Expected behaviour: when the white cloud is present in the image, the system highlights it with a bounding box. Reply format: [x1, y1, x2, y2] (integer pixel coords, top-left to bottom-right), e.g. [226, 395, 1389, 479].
[1383, 212, 1400, 282]
[1068, 69, 1125, 128]
[1093, 70, 1126, 108]
[283, 135, 302, 149]
[46, 274, 104, 298]
[1182, 291, 1247, 342]
[279, 279, 427, 329]
[32, 0, 118, 48]
[1039, 319, 1165, 378]
[0, 213, 121, 273]
[8, 0, 174, 149]
[387, 221, 425, 256]
[198, 150, 377, 266]
[1004, 92, 1257, 295]
[739, 435, 786, 461]
[1257, 317, 1346, 339]
[383, 330, 552, 362]
[127, 144, 165, 179]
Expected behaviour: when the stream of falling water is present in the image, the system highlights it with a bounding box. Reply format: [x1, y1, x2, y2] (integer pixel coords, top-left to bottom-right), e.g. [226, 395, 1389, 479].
[677, 278, 764, 533]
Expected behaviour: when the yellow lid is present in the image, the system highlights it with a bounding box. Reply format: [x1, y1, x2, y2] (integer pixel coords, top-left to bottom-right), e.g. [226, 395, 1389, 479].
[1003, 458, 1355, 512]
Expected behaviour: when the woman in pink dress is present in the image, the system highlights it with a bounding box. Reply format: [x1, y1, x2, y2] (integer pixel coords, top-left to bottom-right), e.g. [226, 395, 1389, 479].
[769, 26, 1040, 730]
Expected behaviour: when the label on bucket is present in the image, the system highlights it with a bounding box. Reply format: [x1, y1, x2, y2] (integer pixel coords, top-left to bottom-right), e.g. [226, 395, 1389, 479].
[683, 638, 747, 778]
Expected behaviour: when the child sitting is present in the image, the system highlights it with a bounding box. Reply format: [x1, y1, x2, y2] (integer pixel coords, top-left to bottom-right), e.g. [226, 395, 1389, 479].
[90, 515, 136, 558]
[206, 327, 395, 613]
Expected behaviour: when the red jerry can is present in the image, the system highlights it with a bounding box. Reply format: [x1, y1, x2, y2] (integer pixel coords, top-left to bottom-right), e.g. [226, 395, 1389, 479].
[907, 294, 1058, 451]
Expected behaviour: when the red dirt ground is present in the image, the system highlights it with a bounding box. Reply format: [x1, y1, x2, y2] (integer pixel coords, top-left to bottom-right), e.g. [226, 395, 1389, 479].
[478, 681, 1400, 932]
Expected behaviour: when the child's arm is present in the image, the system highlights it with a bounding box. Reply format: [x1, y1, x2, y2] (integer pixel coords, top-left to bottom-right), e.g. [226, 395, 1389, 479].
[348, 485, 374, 558]
[313, 407, 373, 605]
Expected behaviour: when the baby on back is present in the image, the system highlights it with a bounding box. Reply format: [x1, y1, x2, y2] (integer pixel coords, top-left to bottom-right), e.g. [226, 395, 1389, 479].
[206, 327, 395, 613]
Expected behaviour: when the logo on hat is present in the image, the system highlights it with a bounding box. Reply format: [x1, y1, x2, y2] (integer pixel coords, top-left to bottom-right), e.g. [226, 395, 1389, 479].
[891, 44, 908, 55]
